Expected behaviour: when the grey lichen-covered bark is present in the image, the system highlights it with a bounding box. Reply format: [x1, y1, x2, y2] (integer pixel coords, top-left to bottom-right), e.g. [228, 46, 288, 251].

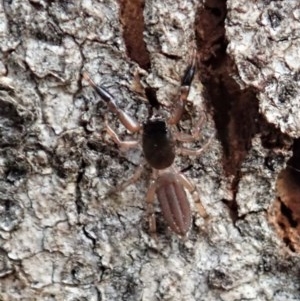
[227, 0, 300, 138]
[0, 0, 299, 301]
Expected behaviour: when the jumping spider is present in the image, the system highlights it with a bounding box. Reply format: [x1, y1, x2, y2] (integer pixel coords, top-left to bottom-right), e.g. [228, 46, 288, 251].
[83, 52, 211, 237]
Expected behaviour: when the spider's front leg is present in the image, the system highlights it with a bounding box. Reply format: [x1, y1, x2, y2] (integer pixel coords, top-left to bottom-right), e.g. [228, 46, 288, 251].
[101, 123, 143, 196]
[83, 72, 143, 195]
[105, 122, 139, 151]
[83, 72, 141, 133]
[168, 50, 197, 125]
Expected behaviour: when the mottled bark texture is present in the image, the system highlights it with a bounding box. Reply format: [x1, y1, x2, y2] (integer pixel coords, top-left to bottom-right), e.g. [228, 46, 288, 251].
[0, 0, 299, 300]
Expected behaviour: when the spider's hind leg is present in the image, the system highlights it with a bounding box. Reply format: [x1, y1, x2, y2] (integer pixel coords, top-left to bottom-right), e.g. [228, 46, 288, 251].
[168, 50, 197, 125]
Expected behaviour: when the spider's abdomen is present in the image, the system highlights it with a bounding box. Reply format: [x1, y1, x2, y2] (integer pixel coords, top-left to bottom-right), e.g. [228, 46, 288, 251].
[156, 172, 192, 236]
[142, 120, 175, 169]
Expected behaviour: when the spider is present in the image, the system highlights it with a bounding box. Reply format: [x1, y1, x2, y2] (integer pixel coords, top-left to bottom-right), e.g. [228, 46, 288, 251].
[83, 52, 211, 237]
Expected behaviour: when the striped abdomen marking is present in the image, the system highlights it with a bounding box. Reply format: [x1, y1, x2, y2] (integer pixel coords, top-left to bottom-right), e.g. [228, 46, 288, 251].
[156, 173, 192, 236]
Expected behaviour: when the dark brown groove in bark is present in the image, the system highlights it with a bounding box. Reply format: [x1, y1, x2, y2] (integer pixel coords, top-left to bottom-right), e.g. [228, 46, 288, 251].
[195, 0, 259, 179]
[194, 0, 259, 221]
[119, 0, 151, 70]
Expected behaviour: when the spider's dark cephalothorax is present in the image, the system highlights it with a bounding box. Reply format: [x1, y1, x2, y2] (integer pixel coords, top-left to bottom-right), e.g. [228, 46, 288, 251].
[142, 119, 175, 170]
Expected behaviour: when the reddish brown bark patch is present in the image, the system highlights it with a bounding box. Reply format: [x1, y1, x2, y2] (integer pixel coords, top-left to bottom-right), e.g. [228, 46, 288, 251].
[119, 0, 150, 70]
[269, 140, 300, 253]
[195, 0, 259, 180]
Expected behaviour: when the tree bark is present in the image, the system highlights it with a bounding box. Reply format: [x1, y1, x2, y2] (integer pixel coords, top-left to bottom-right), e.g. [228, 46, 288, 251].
[0, 0, 299, 300]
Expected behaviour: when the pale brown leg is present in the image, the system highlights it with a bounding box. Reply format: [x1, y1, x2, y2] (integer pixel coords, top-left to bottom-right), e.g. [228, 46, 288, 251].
[146, 179, 158, 239]
[177, 173, 208, 219]
[83, 72, 141, 132]
[105, 122, 139, 151]
[106, 165, 144, 196]
[178, 135, 213, 157]
[174, 114, 206, 142]
[168, 50, 197, 125]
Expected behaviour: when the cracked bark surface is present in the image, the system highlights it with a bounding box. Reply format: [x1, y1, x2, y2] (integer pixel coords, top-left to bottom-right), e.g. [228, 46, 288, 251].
[0, 0, 299, 300]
